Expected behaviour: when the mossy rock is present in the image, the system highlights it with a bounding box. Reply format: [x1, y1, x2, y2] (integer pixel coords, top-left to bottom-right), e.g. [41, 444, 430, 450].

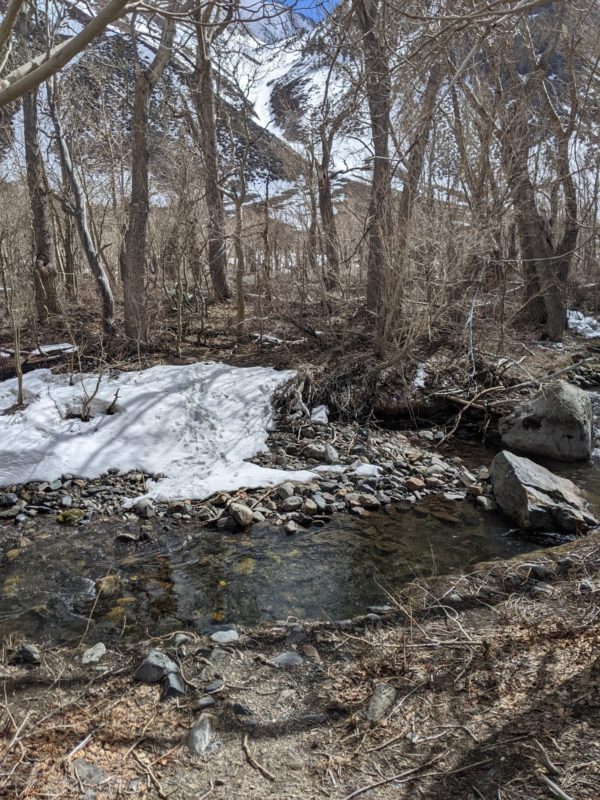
[56, 509, 86, 525]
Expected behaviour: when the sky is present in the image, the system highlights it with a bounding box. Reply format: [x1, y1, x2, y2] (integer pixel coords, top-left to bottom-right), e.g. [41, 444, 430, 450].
[282, 0, 338, 22]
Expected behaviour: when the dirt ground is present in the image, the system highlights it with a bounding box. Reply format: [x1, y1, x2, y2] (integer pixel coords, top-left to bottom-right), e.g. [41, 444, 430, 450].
[1, 533, 599, 800]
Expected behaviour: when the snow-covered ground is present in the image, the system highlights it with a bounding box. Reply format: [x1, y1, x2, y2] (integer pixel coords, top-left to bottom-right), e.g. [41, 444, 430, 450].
[0, 363, 315, 501]
[568, 310, 600, 339]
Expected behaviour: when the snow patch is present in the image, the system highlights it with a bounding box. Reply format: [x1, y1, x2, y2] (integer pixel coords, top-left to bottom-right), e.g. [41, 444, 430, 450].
[567, 310, 600, 339]
[413, 365, 428, 389]
[29, 343, 78, 356]
[0, 363, 316, 500]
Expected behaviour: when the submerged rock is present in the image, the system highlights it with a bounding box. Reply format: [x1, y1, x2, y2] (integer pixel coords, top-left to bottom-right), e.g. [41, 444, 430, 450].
[499, 381, 592, 462]
[490, 450, 598, 533]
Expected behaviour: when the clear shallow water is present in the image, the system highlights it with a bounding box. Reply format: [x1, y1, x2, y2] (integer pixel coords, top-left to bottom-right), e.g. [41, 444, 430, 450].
[0, 498, 549, 645]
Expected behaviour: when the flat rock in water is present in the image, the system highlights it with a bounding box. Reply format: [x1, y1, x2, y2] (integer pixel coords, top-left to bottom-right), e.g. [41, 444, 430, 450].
[134, 649, 179, 683]
[366, 682, 397, 722]
[499, 381, 592, 462]
[490, 450, 598, 533]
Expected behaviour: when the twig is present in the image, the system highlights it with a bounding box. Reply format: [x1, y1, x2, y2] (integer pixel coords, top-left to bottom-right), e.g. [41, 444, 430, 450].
[534, 739, 562, 776]
[340, 752, 444, 800]
[133, 751, 170, 799]
[242, 733, 275, 782]
[537, 773, 574, 800]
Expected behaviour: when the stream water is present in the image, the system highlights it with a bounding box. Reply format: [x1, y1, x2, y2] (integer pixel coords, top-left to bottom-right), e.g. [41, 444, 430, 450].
[0, 497, 567, 646]
[2, 392, 600, 646]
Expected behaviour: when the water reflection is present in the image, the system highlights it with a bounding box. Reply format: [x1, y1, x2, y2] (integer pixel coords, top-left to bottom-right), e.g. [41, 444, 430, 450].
[0, 499, 543, 644]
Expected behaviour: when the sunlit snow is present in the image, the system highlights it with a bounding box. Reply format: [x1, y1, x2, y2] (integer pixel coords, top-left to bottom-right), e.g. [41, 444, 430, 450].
[0, 363, 316, 501]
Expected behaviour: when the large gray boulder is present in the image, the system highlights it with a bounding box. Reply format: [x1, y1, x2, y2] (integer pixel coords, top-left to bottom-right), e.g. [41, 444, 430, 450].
[499, 382, 592, 462]
[490, 450, 598, 533]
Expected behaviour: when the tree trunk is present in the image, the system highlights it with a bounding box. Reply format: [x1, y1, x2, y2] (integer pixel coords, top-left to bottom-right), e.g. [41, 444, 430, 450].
[191, 39, 231, 301]
[317, 133, 341, 291]
[123, 72, 152, 342]
[123, 14, 175, 343]
[357, 0, 392, 315]
[233, 200, 245, 338]
[48, 87, 115, 334]
[23, 88, 62, 320]
[501, 103, 568, 340]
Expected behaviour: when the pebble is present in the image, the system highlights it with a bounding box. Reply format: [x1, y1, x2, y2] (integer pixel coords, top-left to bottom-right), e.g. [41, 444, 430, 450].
[195, 695, 217, 710]
[82, 642, 106, 665]
[271, 651, 303, 668]
[281, 496, 303, 512]
[162, 672, 186, 700]
[229, 502, 253, 528]
[366, 683, 396, 722]
[17, 643, 41, 665]
[188, 713, 218, 755]
[210, 629, 239, 645]
[134, 649, 179, 683]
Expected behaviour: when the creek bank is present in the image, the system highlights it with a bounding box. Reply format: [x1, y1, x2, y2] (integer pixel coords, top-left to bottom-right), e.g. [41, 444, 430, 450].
[0, 420, 496, 531]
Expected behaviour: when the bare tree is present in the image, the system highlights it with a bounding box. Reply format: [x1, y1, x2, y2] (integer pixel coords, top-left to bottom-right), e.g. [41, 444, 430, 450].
[189, 0, 236, 301]
[48, 82, 115, 334]
[122, 7, 176, 343]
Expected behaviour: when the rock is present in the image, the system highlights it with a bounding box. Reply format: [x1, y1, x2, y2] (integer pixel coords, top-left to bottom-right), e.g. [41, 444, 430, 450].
[74, 758, 106, 785]
[0, 492, 18, 507]
[229, 702, 253, 716]
[310, 405, 329, 424]
[284, 520, 301, 535]
[210, 629, 239, 644]
[229, 502, 253, 528]
[271, 651, 303, 668]
[188, 713, 218, 755]
[302, 443, 339, 463]
[162, 672, 186, 700]
[281, 496, 303, 512]
[490, 450, 598, 533]
[133, 497, 155, 518]
[82, 643, 106, 665]
[277, 482, 295, 500]
[174, 633, 192, 647]
[134, 649, 179, 683]
[358, 494, 380, 510]
[303, 498, 318, 515]
[499, 381, 592, 461]
[17, 643, 41, 665]
[194, 695, 217, 710]
[301, 644, 322, 663]
[366, 683, 396, 722]
[0, 504, 22, 519]
[405, 477, 425, 492]
[205, 678, 224, 693]
[56, 508, 86, 525]
[476, 496, 498, 512]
